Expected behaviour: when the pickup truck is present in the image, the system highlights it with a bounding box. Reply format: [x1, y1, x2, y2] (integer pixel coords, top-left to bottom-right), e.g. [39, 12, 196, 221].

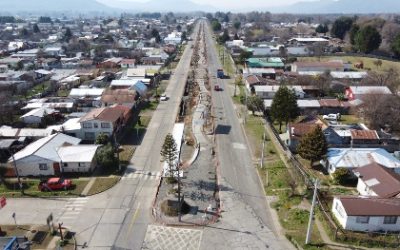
[323, 113, 341, 121]
[38, 178, 73, 191]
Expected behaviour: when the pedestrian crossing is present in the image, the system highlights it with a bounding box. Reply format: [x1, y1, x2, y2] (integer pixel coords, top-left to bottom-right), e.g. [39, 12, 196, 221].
[122, 170, 162, 181]
[56, 197, 89, 225]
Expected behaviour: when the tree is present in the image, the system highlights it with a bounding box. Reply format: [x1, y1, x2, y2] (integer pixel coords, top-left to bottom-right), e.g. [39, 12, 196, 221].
[332, 168, 350, 185]
[38, 16, 52, 23]
[238, 50, 252, 64]
[349, 24, 360, 45]
[63, 28, 73, 42]
[233, 21, 241, 30]
[270, 86, 299, 132]
[33, 23, 40, 33]
[297, 126, 328, 167]
[19, 28, 29, 37]
[176, 24, 182, 32]
[354, 26, 382, 53]
[96, 143, 117, 169]
[151, 28, 161, 43]
[247, 95, 264, 114]
[391, 34, 400, 58]
[358, 94, 400, 132]
[218, 29, 230, 44]
[331, 16, 354, 40]
[211, 19, 221, 31]
[95, 133, 109, 145]
[160, 134, 178, 177]
[315, 24, 329, 34]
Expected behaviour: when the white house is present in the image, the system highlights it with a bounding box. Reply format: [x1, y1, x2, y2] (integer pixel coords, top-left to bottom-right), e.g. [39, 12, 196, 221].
[79, 106, 127, 141]
[322, 148, 400, 175]
[254, 85, 305, 99]
[120, 59, 136, 68]
[57, 145, 99, 173]
[353, 163, 400, 198]
[20, 107, 58, 125]
[8, 133, 98, 176]
[332, 196, 400, 232]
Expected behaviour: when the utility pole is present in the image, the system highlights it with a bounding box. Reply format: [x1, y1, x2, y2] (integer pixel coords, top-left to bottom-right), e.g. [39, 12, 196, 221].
[10, 152, 23, 195]
[260, 133, 266, 169]
[306, 179, 320, 245]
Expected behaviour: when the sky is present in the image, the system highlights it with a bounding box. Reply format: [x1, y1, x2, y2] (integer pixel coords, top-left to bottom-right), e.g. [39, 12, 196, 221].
[100, 0, 309, 10]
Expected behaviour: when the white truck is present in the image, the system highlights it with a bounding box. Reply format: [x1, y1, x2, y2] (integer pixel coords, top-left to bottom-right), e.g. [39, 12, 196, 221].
[323, 113, 341, 121]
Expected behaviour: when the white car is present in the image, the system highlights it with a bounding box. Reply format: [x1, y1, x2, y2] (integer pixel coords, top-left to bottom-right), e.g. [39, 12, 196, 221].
[160, 94, 169, 101]
[323, 113, 341, 121]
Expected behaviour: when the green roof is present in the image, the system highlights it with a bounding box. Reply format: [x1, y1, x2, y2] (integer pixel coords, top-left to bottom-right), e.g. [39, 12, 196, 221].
[247, 57, 284, 68]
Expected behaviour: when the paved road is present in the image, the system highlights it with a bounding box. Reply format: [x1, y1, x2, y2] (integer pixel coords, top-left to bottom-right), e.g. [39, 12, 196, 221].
[200, 19, 294, 249]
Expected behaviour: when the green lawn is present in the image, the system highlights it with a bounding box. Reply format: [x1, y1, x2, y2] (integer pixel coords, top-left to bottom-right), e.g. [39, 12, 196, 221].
[25, 81, 51, 98]
[119, 145, 135, 167]
[87, 176, 119, 196]
[0, 179, 89, 198]
[298, 56, 400, 73]
[258, 160, 292, 195]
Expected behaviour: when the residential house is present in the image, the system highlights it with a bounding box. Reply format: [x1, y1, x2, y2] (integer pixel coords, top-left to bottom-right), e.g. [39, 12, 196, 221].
[247, 58, 284, 69]
[69, 88, 105, 108]
[243, 68, 276, 79]
[332, 196, 400, 232]
[120, 59, 136, 68]
[254, 85, 305, 99]
[20, 107, 58, 125]
[79, 106, 128, 141]
[318, 99, 351, 115]
[322, 148, 400, 175]
[6, 133, 98, 176]
[286, 123, 319, 151]
[245, 75, 270, 92]
[351, 130, 380, 145]
[98, 57, 123, 68]
[101, 89, 137, 108]
[353, 163, 400, 198]
[164, 31, 182, 45]
[345, 86, 392, 101]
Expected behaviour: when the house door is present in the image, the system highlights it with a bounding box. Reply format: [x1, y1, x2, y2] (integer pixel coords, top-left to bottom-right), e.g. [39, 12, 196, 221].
[53, 163, 61, 176]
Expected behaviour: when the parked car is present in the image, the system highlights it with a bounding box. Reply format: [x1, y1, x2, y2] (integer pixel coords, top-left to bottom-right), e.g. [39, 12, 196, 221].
[323, 113, 341, 121]
[160, 93, 169, 101]
[214, 85, 222, 91]
[38, 178, 73, 191]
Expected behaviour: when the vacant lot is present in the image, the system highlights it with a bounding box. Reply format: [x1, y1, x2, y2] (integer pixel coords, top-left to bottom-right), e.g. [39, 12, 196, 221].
[298, 56, 400, 72]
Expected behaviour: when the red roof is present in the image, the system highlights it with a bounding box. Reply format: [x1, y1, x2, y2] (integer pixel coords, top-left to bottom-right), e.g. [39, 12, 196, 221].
[80, 107, 125, 123]
[350, 130, 379, 140]
[354, 163, 400, 198]
[288, 123, 318, 139]
[318, 99, 351, 108]
[337, 196, 400, 216]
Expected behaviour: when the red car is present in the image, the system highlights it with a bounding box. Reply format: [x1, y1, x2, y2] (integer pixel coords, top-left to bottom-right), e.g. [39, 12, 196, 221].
[38, 178, 73, 191]
[214, 85, 222, 91]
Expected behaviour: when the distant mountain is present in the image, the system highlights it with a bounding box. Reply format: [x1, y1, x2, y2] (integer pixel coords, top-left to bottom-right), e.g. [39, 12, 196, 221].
[0, 0, 113, 13]
[99, 0, 216, 13]
[270, 0, 400, 14]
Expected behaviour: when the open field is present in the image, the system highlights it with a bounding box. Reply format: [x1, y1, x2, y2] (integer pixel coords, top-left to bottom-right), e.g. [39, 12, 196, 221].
[298, 56, 400, 72]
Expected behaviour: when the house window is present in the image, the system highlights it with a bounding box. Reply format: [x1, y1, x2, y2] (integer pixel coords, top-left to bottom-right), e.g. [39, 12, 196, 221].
[101, 122, 111, 128]
[94, 123, 98, 128]
[39, 163, 48, 170]
[356, 216, 369, 224]
[384, 216, 397, 224]
[78, 163, 86, 167]
[83, 122, 92, 128]
[335, 203, 345, 218]
[63, 163, 68, 167]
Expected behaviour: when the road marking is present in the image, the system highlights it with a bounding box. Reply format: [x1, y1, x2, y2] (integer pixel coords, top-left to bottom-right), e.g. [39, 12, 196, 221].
[122, 171, 161, 180]
[232, 142, 247, 150]
[126, 202, 141, 238]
